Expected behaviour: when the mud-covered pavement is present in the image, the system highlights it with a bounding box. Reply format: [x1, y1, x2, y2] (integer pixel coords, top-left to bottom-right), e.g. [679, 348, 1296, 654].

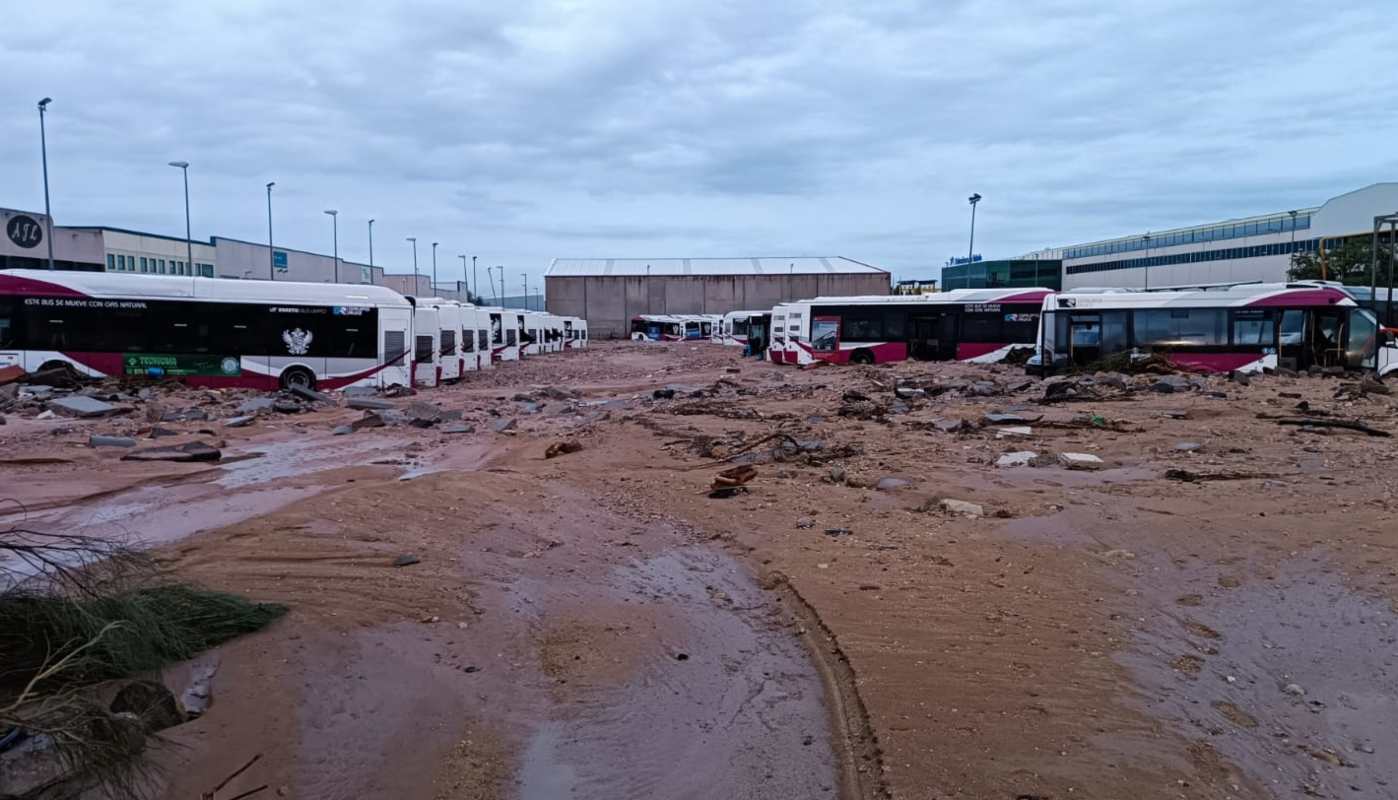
[3, 342, 1396, 799]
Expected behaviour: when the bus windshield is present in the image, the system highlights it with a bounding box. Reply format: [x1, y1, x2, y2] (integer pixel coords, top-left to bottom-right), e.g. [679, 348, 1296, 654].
[1348, 309, 1378, 368]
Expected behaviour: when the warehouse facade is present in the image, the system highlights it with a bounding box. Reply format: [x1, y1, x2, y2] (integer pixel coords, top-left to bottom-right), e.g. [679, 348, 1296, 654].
[545, 257, 890, 339]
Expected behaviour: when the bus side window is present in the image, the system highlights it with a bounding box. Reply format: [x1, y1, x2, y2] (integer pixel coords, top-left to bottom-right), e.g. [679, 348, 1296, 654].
[506, 329, 516, 346]
[414, 335, 435, 362]
[479, 330, 488, 351]
[384, 330, 407, 364]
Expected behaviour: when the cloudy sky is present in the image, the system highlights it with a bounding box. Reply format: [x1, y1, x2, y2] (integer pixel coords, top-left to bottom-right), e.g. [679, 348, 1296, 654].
[3, 0, 1395, 285]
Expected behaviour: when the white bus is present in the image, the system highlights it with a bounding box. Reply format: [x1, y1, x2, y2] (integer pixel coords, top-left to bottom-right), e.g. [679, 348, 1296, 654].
[1038, 282, 1398, 376]
[769, 289, 1051, 366]
[485, 307, 521, 362]
[415, 298, 463, 384]
[460, 305, 491, 371]
[543, 314, 565, 353]
[0, 268, 412, 390]
[720, 310, 768, 347]
[563, 316, 588, 350]
[630, 313, 721, 341]
[411, 303, 441, 388]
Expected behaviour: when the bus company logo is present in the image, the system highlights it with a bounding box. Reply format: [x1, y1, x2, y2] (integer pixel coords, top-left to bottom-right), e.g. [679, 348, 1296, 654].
[6, 215, 43, 249]
[220, 357, 240, 375]
[282, 328, 314, 355]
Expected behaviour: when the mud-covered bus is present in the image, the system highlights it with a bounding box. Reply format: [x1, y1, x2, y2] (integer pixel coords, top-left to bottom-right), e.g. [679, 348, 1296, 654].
[769, 289, 1051, 365]
[720, 310, 768, 347]
[411, 303, 441, 387]
[484, 307, 521, 362]
[0, 268, 412, 390]
[1036, 282, 1398, 376]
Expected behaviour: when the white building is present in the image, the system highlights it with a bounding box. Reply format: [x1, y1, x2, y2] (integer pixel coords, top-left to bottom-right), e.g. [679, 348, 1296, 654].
[81, 226, 217, 277]
[1032, 183, 1398, 291]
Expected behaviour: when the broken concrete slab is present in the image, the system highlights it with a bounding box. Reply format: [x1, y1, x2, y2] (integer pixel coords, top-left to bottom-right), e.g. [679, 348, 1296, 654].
[347, 397, 396, 411]
[223, 415, 256, 429]
[350, 412, 388, 431]
[48, 395, 118, 418]
[332, 425, 354, 436]
[996, 451, 1038, 468]
[88, 435, 137, 448]
[874, 476, 912, 491]
[983, 412, 1043, 425]
[121, 442, 222, 463]
[236, 397, 276, 415]
[894, 387, 926, 399]
[931, 418, 974, 434]
[441, 422, 474, 434]
[271, 400, 303, 414]
[392, 554, 421, 567]
[995, 426, 1033, 439]
[940, 499, 984, 517]
[289, 385, 332, 403]
[492, 418, 518, 433]
[1058, 452, 1105, 470]
[1174, 441, 1203, 452]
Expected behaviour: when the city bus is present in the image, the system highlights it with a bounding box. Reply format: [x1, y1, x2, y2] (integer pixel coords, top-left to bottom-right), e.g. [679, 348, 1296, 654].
[1038, 283, 1398, 375]
[770, 289, 1051, 366]
[1036, 282, 1398, 376]
[415, 298, 462, 383]
[461, 305, 491, 371]
[485, 307, 520, 362]
[411, 303, 441, 387]
[562, 316, 588, 350]
[720, 310, 767, 347]
[0, 268, 412, 390]
[631, 314, 684, 341]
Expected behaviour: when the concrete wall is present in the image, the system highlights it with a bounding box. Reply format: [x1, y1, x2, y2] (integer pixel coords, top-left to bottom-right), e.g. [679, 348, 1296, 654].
[546, 273, 890, 338]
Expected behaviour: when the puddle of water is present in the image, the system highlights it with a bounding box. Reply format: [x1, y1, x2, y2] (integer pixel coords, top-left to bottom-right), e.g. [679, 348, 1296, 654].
[514, 546, 838, 799]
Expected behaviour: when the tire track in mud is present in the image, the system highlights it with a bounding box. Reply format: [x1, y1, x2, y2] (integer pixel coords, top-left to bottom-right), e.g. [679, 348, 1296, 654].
[763, 571, 891, 800]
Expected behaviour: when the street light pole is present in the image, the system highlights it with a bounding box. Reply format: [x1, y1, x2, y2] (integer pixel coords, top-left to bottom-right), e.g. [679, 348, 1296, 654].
[522, 274, 528, 310]
[168, 161, 193, 277]
[967, 193, 982, 268]
[37, 98, 54, 270]
[324, 210, 339, 283]
[458, 255, 468, 301]
[487, 266, 498, 302]
[1143, 232, 1152, 290]
[431, 242, 438, 293]
[406, 237, 419, 294]
[497, 266, 505, 306]
[472, 256, 478, 303]
[368, 218, 375, 269]
[266, 182, 275, 280]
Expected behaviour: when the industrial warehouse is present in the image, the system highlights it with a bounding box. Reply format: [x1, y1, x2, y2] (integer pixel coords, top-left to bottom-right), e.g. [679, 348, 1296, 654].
[543, 256, 891, 339]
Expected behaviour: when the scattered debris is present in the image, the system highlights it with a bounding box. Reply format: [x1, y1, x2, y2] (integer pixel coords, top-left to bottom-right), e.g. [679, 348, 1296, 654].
[652, 388, 677, 400]
[545, 440, 584, 459]
[48, 395, 119, 419]
[441, 421, 474, 434]
[88, 435, 137, 448]
[939, 499, 984, 517]
[709, 464, 757, 498]
[1173, 441, 1203, 452]
[347, 397, 396, 411]
[224, 415, 256, 429]
[994, 426, 1033, 439]
[1165, 468, 1275, 483]
[121, 441, 222, 463]
[492, 418, 518, 433]
[392, 554, 421, 567]
[996, 451, 1038, 468]
[874, 476, 911, 491]
[1275, 418, 1390, 437]
[823, 527, 852, 537]
[1057, 452, 1105, 470]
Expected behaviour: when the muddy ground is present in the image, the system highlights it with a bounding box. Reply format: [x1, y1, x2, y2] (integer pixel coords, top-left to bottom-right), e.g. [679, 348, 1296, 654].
[2, 342, 1396, 799]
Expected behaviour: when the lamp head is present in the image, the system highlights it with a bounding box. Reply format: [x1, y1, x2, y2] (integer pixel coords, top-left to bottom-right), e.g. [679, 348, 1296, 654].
[38, 97, 52, 109]
[168, 160, 189, 169]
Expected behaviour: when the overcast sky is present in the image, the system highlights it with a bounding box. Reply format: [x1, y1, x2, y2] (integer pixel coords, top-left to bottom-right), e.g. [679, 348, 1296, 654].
[3, 0, 1395, 285]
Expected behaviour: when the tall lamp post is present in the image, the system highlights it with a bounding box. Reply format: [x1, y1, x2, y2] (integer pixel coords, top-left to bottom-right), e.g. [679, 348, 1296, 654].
[431, 242, 439, 293]
[1143, 232, 1152, 290]
[407, 237, 419, 294]
[265, 182, 276, 279]
[458, 255, 469, 301]
[168, 161, 194, 277]
[486, 266, 497, 302]
[324, 209, 339, 283]
[967, 193, 982, 267]
[496, 266, 506, 306]
[472, 256, 478, 303]
[522, 274, 528, 310]
[37, 97, 54, 270]
[368, 218, 375, 269]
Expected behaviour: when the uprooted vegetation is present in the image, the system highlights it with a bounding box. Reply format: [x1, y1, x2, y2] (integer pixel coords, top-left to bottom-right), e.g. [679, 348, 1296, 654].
[0, 522, 286, 799]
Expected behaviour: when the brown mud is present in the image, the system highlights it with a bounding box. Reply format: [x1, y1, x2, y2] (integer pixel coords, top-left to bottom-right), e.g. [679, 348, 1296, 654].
[3, 340, 1396, 799]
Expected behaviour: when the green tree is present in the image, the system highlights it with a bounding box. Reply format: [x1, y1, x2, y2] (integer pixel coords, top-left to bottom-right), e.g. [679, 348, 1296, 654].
[1288, 236, 1395, 285]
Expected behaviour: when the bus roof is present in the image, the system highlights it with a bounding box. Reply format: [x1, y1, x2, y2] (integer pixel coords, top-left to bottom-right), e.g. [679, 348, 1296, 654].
[1046, 283, 1356, 311]
[794, 288, 1053, 306]
[0, 268, 412, 308]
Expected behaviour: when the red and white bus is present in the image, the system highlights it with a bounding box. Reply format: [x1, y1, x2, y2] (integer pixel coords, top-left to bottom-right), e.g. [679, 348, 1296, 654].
[411, 303, 441, 388]
[461, 305, 491, 371]
[484, 307, 522, 362]
[0, 269, 412, 390]
[1037, 282, 1398, 376]
[562, 316, 588, 350]
[720, 310, 767, 347]
[769, 289, 1051, 365]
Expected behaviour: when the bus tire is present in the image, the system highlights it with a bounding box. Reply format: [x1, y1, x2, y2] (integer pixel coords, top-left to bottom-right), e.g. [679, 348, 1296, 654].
[850, 349, 875, 365]
[279, 366, 316, 391]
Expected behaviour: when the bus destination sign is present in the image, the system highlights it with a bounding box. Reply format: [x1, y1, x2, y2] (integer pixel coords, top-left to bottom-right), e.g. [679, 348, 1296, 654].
[123, 354, 241, 378]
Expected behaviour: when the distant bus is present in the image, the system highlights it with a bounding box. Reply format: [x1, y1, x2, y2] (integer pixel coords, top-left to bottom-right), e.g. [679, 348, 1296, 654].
[0, 269, 412, 390]
[720, 310, 767, 347]
[770, 289, 1050, 365]
[460, 305, 491, 371]
[484, 307, 521, 362]
[1037, 282, 1398, 376]
[411, 303, 441, 387]
[563, 316, 588, 350]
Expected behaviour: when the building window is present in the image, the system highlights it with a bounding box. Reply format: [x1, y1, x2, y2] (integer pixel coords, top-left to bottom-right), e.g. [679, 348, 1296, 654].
[106, 254, 115, 271]
[158, 259, 166, 274]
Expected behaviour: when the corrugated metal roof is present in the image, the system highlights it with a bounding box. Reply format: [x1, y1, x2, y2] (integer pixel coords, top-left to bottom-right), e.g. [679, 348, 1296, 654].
[545, 257, 887, 277]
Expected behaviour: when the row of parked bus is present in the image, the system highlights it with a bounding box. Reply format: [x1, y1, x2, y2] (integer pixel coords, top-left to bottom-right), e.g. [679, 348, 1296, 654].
[766, 283, 1398, 377]
[632, 283, 1398, 378]
[0, 269, 588, 391]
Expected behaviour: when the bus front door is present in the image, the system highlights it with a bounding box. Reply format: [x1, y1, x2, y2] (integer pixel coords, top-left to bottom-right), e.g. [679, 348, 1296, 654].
[910, 314, 956, 360]
[1311, 308, 1347, 368]
[1068, 314, 1102, 367]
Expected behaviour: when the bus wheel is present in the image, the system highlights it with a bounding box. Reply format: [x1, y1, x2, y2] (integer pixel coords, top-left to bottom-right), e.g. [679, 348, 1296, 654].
[850, 349, 875, 365]
[279, 367, 316, 391]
